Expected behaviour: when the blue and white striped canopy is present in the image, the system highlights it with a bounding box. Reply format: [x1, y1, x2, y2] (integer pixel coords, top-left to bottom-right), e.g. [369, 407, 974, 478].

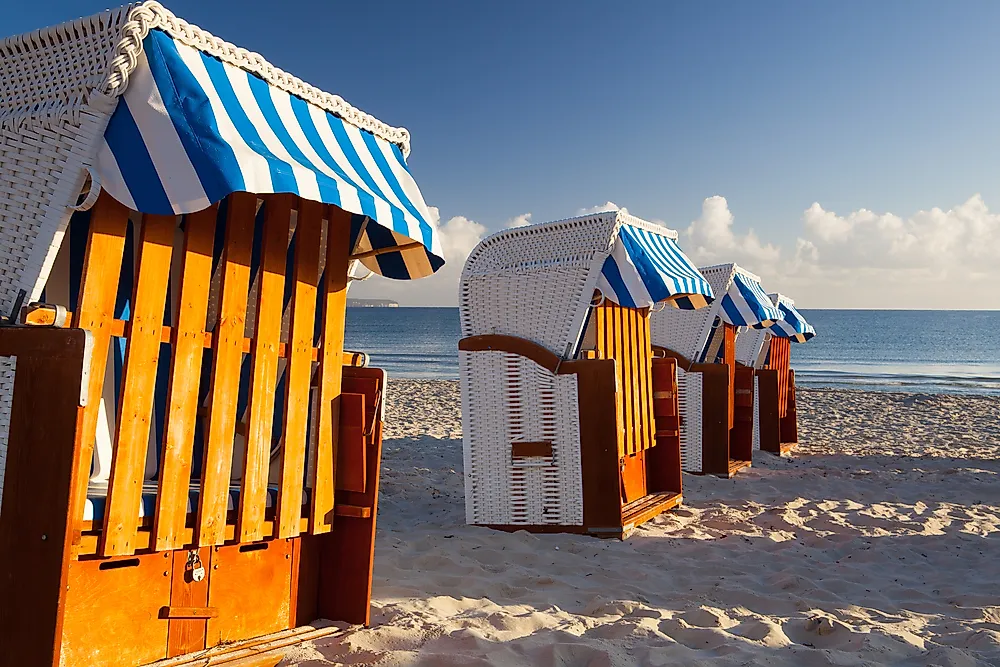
[95, 29, 443, 280]
[768, 300, 816, 343]
[719, 273, 783, 328]
[595, 224, 714, 310]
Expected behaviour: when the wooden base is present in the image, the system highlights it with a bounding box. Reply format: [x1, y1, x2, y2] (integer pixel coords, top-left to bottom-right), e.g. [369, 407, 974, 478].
[620, 491, 682, 536]
[143, 624, 340, 666]
[480, 491, 682, 540]
[692, 459, 751, 479]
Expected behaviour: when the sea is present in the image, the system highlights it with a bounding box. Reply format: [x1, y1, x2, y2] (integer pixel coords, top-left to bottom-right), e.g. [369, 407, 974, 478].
[344, 308, 1000, 396]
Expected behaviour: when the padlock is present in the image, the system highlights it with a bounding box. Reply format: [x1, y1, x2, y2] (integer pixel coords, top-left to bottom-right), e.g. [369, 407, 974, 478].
[186, 550, 206, 583]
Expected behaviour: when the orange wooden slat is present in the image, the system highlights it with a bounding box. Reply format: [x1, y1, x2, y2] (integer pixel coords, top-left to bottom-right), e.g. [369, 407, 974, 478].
[637, 309, 654, 450]
[310, 205, 352, 534]
[276, 199, 323, 539]
[237, 195, 293, 543]
[68, 192, 130, 546]
[620, 302, 636, 456]
[154, 206, 218, 551]
[101, 213, 177, 556]
[197, 192, 256, 547]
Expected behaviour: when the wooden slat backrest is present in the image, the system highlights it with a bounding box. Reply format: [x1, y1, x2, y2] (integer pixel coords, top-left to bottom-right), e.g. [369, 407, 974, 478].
[591, 297, 655, 457]
[197, 192, 256, 547]
[310, 206, 351, 534]
[275, 200, 323, 539]
[57, 192, 358, 554]
[68, 192, 130, 547]
[154, 206, 218, 551]
[724, 323, 736, 429]
[101, 213, 176, 556]
[766, 336, 792, 419]
[237, 195, 292, 543]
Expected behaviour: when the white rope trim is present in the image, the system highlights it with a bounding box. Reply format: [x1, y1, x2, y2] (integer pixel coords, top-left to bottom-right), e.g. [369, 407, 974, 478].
[99, 2, 412, 155]
[0, 1, 411, 154]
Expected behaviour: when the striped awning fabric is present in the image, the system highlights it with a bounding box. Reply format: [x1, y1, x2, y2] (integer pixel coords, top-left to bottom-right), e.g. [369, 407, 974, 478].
[768, 301, 816, 343]
[719, 272, 782, 328]
[95, 29, 443, 280]
[595, 224, 714, 310]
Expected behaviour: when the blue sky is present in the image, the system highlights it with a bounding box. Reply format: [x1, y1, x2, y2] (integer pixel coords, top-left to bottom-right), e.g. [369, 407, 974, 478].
[7, 1, 1000, 307]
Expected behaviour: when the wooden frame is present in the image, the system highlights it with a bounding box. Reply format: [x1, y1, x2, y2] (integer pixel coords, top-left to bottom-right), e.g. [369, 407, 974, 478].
[0, 193, 386, 667]
[460, 299, 685, 540]
[756, 336, 799, 455]
[653, 323, 753, 479]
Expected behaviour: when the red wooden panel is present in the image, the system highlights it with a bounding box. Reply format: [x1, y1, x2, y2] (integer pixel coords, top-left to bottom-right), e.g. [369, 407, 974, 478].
[335, 392, 366, 493]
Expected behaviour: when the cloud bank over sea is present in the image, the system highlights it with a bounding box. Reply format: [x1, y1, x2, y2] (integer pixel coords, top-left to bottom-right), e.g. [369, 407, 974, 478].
[348, 195, 1000, 309]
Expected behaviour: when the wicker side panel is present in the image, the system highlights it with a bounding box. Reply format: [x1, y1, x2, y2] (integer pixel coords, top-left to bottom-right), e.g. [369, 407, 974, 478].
[0, 109, 110, 503]
[752, 375, 760, 452]
[460, 350, 582, 527]
[677, 368, 703, 473]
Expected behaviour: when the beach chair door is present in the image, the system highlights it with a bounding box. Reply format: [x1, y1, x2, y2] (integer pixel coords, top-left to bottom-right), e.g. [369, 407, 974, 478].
[587, 297, 656, 504]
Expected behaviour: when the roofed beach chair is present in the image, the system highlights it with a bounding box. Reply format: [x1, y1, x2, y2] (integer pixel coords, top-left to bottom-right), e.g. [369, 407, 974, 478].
[459, 210, 714, 538]
[0, 4, 444, 665]
[649, 264, 781, 477]
[749, 293, 816, 455]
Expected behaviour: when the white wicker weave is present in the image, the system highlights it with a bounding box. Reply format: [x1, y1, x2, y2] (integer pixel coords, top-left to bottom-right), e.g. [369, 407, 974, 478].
[0, 2, 415, 501]
[752, 375, 761, 451]
[677, 367, 703, 473]
[459, 210, 682, 526]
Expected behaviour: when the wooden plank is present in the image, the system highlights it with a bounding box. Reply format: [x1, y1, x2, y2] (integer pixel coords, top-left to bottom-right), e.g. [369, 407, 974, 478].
[162, 607, 220, 620]
[155, 206, 218, 551]
[206, 540, 293, 647]
[335, 392, 367, 493]
[311, 205, 352, 534]
[101, 213, 177, 557]
[60, 553, 172, 667]
[694, 363, 732, 476]
[316, 368, 384, 625]
[69, 192, 130, 546]
[276, 199, 323, 539]
[237, 196, 292, 543]
[570, 359, 623, 532]
[167, 548, 212, 657]
[197, 192, 256, 547]
[780, 369, 799, 445]
[0, 328, 89, 667]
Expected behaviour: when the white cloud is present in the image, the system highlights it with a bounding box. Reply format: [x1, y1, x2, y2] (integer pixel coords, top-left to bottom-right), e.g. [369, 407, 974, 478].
[347, 194, 1000, 309]
[684, 196, 781, 267]
[346, 206, 487, 307]
[576, 201, 626, 216]
[682, 194, 1000, 309]
[504, 212, 533, 228]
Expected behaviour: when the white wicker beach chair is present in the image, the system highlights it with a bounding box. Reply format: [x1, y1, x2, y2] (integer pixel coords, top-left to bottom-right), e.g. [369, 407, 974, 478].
[649, 263, 781, 476]
[459, 210, 714, 537]
[0, 4, 443, 665]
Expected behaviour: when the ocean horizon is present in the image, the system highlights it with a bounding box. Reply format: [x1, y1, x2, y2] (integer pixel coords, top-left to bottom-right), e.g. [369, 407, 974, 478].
[345, 307, 1000, 396]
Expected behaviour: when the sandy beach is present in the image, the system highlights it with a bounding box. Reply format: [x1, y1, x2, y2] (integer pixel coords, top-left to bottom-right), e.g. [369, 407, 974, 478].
[286, 381, 1000, 667]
